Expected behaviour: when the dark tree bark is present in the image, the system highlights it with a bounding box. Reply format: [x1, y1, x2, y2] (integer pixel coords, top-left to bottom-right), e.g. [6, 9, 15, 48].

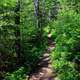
[34, 0, 42, 41]
[34, 0, 46, 28]
[34, 0, 46, 44]
[34, 0, 41, 29]
[14, 0, 21, 65]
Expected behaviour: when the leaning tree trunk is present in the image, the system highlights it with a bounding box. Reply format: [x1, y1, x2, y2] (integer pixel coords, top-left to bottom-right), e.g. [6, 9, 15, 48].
[14, 0, 21, 65]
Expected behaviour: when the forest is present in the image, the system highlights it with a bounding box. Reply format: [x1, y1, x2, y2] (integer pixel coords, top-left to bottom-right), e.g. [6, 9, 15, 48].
[0, 0, 80, 80]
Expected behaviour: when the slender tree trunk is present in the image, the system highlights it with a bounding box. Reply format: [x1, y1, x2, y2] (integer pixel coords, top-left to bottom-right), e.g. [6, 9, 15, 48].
[34, 0, 42, 41]
[34, 0, 46, 44]
[34, 0, 41, 29]
[14, 0, 21, 65]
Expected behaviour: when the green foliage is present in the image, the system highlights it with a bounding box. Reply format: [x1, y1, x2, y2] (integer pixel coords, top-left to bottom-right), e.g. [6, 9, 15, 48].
[51, 7, 80, 80]
[0, 0, 16, 11]
[53, 10, 80, 61]
[1, 0, 80, 80]
[4, 67, 28, 80]
[20, 0, 47, 70]
[0, 0, 48, 79]
[58, 0, 80, 13]
[0, 0, 16, 75]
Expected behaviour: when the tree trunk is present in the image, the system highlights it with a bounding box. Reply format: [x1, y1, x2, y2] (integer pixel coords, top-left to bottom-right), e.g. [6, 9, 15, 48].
[34, 0, 41, 29]
[34, 0, 42, 41]
[14, 0, 21, 65]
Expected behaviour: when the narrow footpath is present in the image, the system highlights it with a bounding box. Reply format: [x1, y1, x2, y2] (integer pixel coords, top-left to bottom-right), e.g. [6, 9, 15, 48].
[28, 34, 57, 80]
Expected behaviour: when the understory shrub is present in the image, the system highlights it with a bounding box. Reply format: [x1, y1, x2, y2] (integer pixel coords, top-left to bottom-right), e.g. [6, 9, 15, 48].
[4, 67, 28, 80]
[51, 10, 80, 80]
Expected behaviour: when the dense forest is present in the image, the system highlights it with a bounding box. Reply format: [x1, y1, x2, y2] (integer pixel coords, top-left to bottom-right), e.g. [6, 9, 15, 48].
[0, 0, 80, 80]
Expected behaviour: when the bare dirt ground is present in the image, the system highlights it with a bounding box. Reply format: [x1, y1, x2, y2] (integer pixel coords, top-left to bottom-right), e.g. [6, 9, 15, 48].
[28, 36, 57, 80]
